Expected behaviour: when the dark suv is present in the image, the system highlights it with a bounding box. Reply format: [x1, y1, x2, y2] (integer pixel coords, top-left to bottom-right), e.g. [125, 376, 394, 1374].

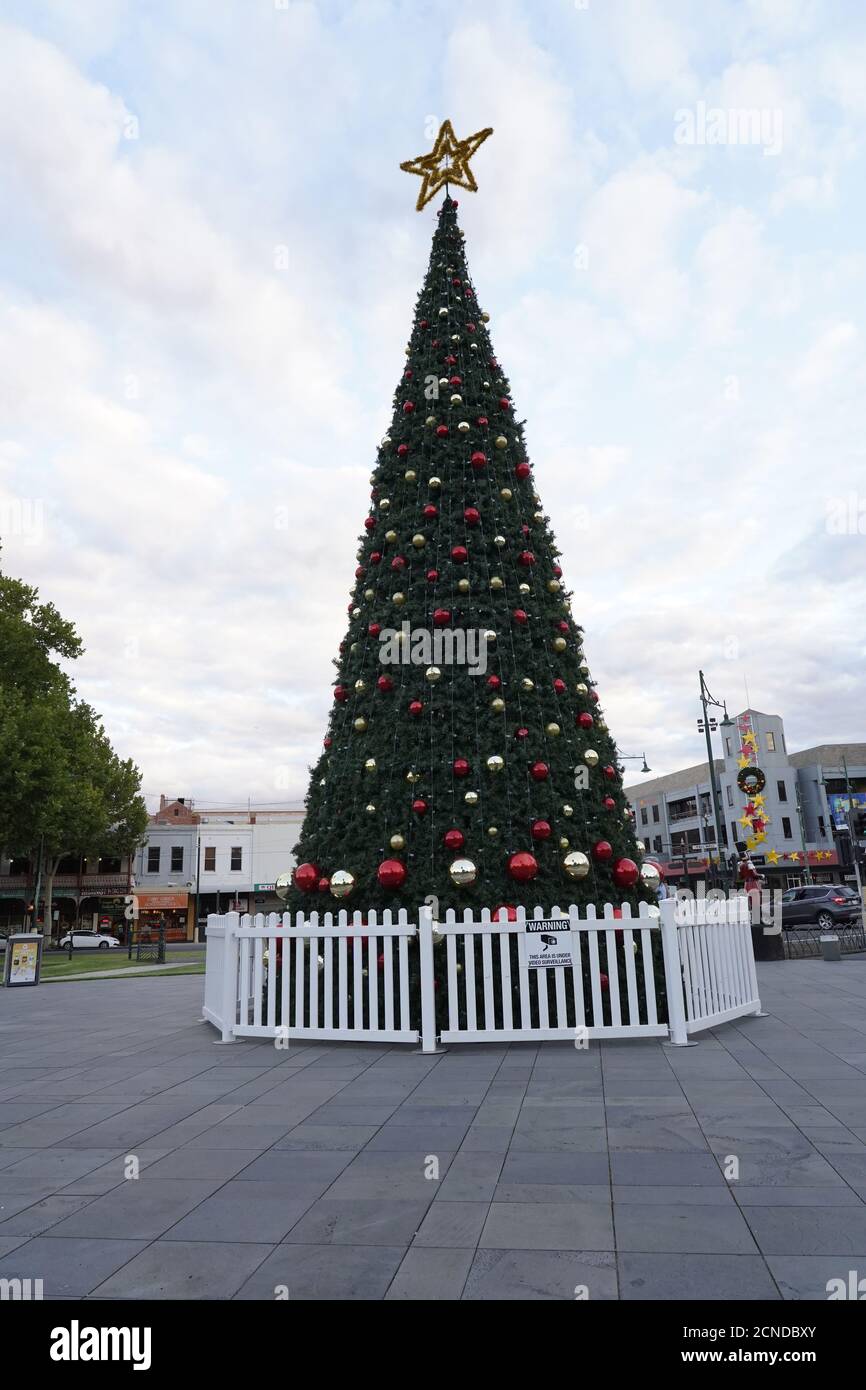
[780, 884, 862, 930]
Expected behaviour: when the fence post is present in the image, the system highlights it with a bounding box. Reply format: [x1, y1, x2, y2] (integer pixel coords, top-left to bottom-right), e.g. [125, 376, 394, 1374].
[419, 903, 438, 1053]
[216, 912, 240, 1045]
[659, 898, 691, 1046]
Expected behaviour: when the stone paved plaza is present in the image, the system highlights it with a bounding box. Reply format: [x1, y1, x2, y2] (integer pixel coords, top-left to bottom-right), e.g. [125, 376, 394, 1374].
[3, 958, 866, 1300]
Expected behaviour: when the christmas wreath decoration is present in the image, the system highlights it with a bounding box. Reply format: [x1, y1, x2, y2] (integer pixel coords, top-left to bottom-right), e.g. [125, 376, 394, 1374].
[737, 766, 766, 796]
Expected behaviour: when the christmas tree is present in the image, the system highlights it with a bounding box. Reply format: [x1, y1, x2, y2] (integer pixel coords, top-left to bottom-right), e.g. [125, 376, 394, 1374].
[289, 131, 656, 920]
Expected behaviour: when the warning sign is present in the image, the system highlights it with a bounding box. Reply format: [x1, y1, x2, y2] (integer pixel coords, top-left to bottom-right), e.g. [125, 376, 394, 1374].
[523, 918, 573, 970]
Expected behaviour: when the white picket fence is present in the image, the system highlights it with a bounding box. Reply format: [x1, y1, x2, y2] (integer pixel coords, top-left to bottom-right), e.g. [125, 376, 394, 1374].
[202, 895, 763, 1050]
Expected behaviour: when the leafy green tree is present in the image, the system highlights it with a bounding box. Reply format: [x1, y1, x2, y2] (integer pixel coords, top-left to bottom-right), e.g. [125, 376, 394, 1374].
[0, 545, 83, 699]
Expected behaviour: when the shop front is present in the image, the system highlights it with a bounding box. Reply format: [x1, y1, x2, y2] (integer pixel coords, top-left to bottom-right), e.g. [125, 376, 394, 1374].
[134, 890, 193, 942]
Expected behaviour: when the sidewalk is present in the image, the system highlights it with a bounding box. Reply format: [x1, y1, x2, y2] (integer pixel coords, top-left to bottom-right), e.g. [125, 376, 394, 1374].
[1, 956, 866, 1299]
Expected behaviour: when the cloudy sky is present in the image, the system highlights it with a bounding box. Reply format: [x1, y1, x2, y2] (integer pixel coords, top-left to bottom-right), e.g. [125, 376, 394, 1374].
[1, 0, 864, 812]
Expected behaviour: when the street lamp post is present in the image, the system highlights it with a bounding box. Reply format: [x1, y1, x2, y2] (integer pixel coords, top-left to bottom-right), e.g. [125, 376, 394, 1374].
[697, 671, 731, 890]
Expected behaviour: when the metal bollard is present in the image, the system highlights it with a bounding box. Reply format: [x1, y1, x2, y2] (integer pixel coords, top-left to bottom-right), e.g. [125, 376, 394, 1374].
[820, 934, 841, 963]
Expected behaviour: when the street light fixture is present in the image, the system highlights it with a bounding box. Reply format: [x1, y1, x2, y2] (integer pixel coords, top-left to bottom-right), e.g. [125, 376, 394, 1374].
[698, 670, 731, 889]
[619, 752, 651, 774]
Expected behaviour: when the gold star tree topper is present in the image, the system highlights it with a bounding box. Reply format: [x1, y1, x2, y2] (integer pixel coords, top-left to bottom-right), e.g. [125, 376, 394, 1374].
[401, 120, 493, 211]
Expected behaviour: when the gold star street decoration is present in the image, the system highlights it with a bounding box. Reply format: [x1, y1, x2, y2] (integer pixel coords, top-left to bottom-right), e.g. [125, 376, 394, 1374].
[766, 850, 780, 864]
[401, 120, 494, 211]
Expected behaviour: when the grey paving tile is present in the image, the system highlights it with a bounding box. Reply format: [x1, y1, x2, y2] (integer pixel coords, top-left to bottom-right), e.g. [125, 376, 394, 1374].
[92, 1240, 274, 1299]
[327, 1150, 454, 1201]
[619, 1253, 780, 1300]
[463, 1248, 617, 1300]
[137, 1149, 261, 1182]
[436, 1152, 504, 1202]
[612, 1185, 734, 1205]
[165, 1181, 316, 1243]
[0, 1236, 147, 1297]
[233, 1243, 404, 1299]
[232, 1149, 354, 1184]
[44, 1178, 224, 1240]
[510, 1127, 608, 1153]
[745, 1206, 866, 1256]
[386, 1247, 474, 1300]
[610, 1151, 724, 1185]
[285, 1198, 429, 1246]
[615, 1202, 757, 1254]
[365, 1125, 470, 1153]
[493, 1183, 611, 1204]
[413, 1201, 488, 1248]
[481, 1200, 614, 1252]
[767, 1255, 866, 1300]
[499, 1151, 611, 1185]
[274, 1124, 379, 1152]
[0, 1194, 97, 1237]
[733, 1186, 865, 1207]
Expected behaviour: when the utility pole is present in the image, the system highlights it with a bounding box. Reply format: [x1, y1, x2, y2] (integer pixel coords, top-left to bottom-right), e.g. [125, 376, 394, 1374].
[697, 672, 730, 889]
[794, 786, 813, 885]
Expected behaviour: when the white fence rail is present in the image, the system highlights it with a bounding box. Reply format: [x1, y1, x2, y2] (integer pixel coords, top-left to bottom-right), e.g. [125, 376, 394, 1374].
[202, 897, 764, 1049]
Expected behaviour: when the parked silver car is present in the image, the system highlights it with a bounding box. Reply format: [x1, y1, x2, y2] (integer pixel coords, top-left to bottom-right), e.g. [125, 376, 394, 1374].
[58, 930, 121, 951]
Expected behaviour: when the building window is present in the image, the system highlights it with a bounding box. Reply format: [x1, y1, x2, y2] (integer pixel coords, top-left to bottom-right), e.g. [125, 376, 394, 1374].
[726, 785, 733, 806]
[725, 737, 731, 755]
[147, 846, 160, 873]
[731, 822, 739, 846]
[818, 816, 826, 838]
[640, 807, 648, 825]
[171, 847, 183, 873]
[782, 817, 792, 839]
[777, 780, 787, 802]
[230, 846, 243, 872]
[766, 732, 776, 751]
[652, 805, 660, 823]
[204, 847, 216, 871]
[653, 836, 662, 853]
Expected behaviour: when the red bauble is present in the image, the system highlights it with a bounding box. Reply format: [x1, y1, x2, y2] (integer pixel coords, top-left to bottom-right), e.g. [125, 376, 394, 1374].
[433, 608, 451, 627]
[557, 620, 569, 632]
[612, 857, 639, 888]
[553, 678, 566, 694]
[445, 354, 457, 365]
[599, 973, 610, 992]
[592, 840, 613, 862]
[508, 851, 539, 883]
[377, 675, 394, 693]
[591, 690, 600, 704]
[493, 903, 519, 921]
[419, 318, 429, 329]
[370, 552, 382, 565]
[323, 737, 332, 749]
[498, 397, 511, 410]
[423, 504, 438, 519]
[364, 517, 376, 531]
[391, 555, 406, 570]
[477, 415, 489, 426]
[515, 727, 529, 740]
[577, 712, 594, 730]
[293, 862, 319, 892]
[334, 686, 349, 703]
[464, 507, 480, 526]
[513, 609, 528, 625]
[514, 462, 531, 480]
[553, 564, 562, 577]
[453, 758, 470, 778]
[531, 820, 552, 841]
[451, 545, 468, 563]
[368, 622, 381, 637]
[518, 551, 535, 567]
[317, 877, 330, 893]
[602, 796, 616, 810]
[470, 451, 487, 470]
[449, 374, 462, 386]
[443, 828, 465, 851]
[397, 443, 409, 457]
[426, 569, 439, 582]
[408, 700, 424, 717]
[530, 761, 549, 781]
[487, 674, 502, 690]
[603, 765, 617, 780]
[403, 401, 415, 414]
[355, 565, 365, 579]
[412, 799, 428, 816]
[436, 424, 449, 438]
[377, 858, 407, 890]
[466, 322, 476, 332]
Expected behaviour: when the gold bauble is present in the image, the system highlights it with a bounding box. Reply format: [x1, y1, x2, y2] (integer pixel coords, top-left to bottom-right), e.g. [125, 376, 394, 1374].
[519, 583, 530, 595]
[353, 717, 367, 732]
[640, 862, 661, 890]
[425, 666, 441, 683]
[458, 421, 470, 432]
[450, 394, 462, 406]
[330, 869, 355, 899]
[406, 770, 421, 783]
[438, 307, 448, 318]
[547, 580, 560, 593]
[487, 826, 499, 837]
[533, 511, 544, 523]
[392, 592, 406, 607]
[575, 682, 588, 696]
[364, 758, 377, 772]
[404, 469, 416, 482]
[364, 589, 374, 600]
[352, 607, 361, 618]
[481, 311, 490, 322]
[425, 415, 437, 427]
[365, 803, 376, 814]
[412, 534, 426, 549]
[562, 803, 574, 817]
[597, 720, 608, 732]
[500, 487, 513, 501]
[429, 476, 441, 489]
[379, 498, 390, 511]
[350, 642, 358, 653]
[457, 578, 470, 594]
[553, 637, 567, 652]
[633, 838, 644, 855]
[579, 661, 589, 675]
[521, 678, 534, 691]
[438, 377, 449, 388]
[385, 529, 397, 543]
[381, 437, 391, 449]
[563, 851, 590, 880]
[583, 749, 599, 767]
[560, 837, 570, 850]
[464, 790, 479, 806]
[449, 857, 477, 887]
[494, 436, 508, 449]
[546, 722, 561, 737]
[486, 754, 505, 773]
[354, 679, 367, 693]
[431, 927, 444, 945]
[490, 576, 504, 590]
[390, 833, 406, 851]
[485, 630, 496, 643]
[490, 697, 505, 713]
[493, 535, 506, 548]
